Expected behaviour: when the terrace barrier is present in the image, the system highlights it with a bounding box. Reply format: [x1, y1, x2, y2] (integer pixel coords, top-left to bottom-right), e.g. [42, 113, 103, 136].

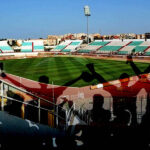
[0, 79, 80, 130]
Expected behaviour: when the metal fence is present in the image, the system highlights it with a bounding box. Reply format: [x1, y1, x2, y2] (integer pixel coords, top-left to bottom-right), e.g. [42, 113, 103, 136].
[0, 79, 73, 130]
[0, 79, 147, 128]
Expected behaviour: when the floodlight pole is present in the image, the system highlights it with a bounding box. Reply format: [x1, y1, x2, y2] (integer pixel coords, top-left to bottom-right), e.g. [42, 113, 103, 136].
[84, 5, 91, 44]
[87, 16, 89, 44]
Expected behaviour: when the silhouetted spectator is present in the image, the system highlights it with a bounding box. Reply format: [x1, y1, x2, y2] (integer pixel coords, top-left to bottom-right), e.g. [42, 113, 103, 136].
[140, 93, 150, 149]
[113, 73, 137, 126]
[110, 109, 139, 150]
[7, 91, 24, 117]
[57, 97, 73, 129]
[25, 99, 39, 122]
[88, 94, 111, 149]
[88, 62, 140, 126]
[0, 62, 3, 72]
[0, 62, 6, 77]
[39, 75, 49, 84]
[91, 94, 111, 124]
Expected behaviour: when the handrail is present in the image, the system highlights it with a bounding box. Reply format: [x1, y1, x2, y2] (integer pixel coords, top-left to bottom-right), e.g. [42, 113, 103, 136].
[0, 78, 88, 128]
[0, 79, 70, 129]
[1, 95, 66, 121]
[0, 78, 66, 111]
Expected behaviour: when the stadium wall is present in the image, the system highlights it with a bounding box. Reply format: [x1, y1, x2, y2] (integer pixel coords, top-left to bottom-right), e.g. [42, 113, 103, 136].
[0, 73, 148, 111]
[0, 52, 150, 63]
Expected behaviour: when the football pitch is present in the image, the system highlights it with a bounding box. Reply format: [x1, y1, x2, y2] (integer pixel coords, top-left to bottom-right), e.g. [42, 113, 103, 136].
[1, 56, 150, 87]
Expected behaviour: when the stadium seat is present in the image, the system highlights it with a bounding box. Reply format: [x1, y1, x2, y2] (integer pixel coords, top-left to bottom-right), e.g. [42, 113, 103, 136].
[62, 40, 82, 52]
[21, 42, 32, 52]
[145, 52, 150, 56]
[77, 40, 109, 53]
[99, 46, 122, 51]
[140, 41, 150, 46]
[70, 42, 80, 45]
[107, 41, 130, 46]
[33, 41, 44, 52]
[118, 51, 129, 55]
[89, 41, 109, 46]
[21, 40, 44, 52]
[118, 46, 135, 54]
[51, 40, 72, 52]
[0, 41, 14, 53]
[128, 41, 143, 46]
[61, 49, 71, 52]
[133, 46, 148, 52]
[77, 49, 91, 53]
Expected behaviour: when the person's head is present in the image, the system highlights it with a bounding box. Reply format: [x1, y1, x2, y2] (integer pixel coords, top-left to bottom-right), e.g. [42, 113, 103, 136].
[39, 75, 49, 84]
[119, 73, 130, 86]
[86, 63, 95, 73]
[119, 73, 129, 80]
[0, 62, 3, 70]
[115, 109, 131, 126]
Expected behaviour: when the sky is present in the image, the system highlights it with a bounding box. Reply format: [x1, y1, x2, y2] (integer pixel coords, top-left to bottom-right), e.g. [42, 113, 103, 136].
[0, 0, 150, 39]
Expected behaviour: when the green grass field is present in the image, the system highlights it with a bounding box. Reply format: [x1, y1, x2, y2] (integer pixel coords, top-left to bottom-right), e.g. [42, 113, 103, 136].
[1, 56, 150, 87]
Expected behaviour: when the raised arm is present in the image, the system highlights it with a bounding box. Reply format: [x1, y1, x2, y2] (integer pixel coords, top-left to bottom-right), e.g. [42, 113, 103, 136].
[86, 63, 107, 83]
[126, 55, 142, 76]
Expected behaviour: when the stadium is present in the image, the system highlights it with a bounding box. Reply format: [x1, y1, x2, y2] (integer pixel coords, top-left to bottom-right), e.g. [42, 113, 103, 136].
[1, 1, 150, 150]
[0, 37, 150, 148]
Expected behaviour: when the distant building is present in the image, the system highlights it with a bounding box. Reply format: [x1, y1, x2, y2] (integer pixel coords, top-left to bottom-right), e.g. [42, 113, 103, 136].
[136, 34, 143, 39]
[92, 33, 101, 39]
[63, 34, 75, 40]
[145, 33, 150, 39]
[46, 35, 62, 45]
[74, 33, 87, 40]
